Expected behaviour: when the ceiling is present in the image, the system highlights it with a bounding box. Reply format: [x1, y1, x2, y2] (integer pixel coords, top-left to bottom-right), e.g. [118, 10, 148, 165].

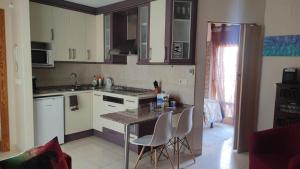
[65, 0, 125, 8]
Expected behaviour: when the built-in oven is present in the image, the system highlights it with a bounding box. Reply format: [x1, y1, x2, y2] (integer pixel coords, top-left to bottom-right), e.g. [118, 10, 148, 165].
[102, 95, 138, 135]
[103, 95, 124, 104]
[31, 41, 54, 68]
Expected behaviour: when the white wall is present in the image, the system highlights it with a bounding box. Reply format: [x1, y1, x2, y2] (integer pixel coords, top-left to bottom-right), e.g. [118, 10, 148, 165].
[193, 0, 265, 154]
[257, 0, 300, 130]
[12, 0, 34, 151]
[0, 0, 34, 152]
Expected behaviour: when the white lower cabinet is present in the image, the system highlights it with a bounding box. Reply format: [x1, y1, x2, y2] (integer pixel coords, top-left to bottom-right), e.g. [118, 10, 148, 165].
[93, 92, 139, 138]
[65, 92, 92, 135]
[93, 92, 103, 132]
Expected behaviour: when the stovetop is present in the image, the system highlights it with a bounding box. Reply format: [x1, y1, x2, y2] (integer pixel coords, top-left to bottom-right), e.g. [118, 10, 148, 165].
[102, 86, 154, 96]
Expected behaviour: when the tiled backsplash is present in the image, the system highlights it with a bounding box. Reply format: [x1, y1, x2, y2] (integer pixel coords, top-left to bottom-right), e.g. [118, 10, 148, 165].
[32, 63, 101, 87]
[33, 56, 195, 104]
[101, 55, 195, 104]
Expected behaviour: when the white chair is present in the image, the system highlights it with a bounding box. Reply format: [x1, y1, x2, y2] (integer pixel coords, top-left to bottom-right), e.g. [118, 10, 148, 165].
[172, 106, 196, 168]
[131, 111, 174, 169]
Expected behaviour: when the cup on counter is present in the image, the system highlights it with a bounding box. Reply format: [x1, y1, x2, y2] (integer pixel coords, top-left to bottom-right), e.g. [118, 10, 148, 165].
[170, 100, 176, 108]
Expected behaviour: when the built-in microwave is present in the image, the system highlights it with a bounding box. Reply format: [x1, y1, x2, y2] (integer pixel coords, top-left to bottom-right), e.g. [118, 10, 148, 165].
[31, 41, 54, 68]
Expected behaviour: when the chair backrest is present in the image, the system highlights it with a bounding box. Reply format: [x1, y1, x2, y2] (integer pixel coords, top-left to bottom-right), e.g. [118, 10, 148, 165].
[149, 111, 173, 147]
[174, 106, 195, 138]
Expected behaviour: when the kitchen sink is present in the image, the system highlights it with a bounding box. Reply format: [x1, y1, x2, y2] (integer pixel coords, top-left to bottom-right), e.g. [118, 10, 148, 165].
[55, 86, 94, 92]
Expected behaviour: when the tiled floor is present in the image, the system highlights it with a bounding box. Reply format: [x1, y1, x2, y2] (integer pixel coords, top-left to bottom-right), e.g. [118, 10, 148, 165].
[0, 123, 249, 169]
[60, 123, 248, 169]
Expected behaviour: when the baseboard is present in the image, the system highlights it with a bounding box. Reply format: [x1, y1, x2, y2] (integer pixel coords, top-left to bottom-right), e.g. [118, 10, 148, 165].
[64, 129, 94, 142]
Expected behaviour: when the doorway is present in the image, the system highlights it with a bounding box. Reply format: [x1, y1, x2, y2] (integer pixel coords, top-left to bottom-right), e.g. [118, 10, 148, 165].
[202, 22, 263, 154]
[0, 9, 10, 152]
[203, 22, 240, 147]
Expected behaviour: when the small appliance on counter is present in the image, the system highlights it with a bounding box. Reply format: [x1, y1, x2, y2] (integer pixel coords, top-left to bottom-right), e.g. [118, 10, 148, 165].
[282, 68, 298, 84]
[104, 77, 114, 90]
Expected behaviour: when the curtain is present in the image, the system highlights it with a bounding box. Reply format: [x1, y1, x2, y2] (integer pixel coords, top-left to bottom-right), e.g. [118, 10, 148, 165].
[210, 24, 240, 123]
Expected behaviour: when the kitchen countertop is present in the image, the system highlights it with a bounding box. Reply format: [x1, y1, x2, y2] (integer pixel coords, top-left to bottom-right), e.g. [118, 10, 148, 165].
[33, 85, 156, 99]
[101, 104, 191, 125]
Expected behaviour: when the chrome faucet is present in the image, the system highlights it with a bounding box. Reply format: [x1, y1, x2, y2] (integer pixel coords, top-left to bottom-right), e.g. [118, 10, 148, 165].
[70, 72, 80, 89]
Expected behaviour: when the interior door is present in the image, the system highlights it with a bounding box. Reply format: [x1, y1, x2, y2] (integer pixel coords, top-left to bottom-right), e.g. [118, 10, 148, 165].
[0, 9, 10, 152]
[235, 24, 263, 153]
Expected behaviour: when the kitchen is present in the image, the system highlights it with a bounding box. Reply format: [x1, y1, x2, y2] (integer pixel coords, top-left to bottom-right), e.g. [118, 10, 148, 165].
[30, 0, 196, 168]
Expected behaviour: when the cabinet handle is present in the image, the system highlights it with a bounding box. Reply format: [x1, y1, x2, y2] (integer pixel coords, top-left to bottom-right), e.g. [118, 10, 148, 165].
[149, 47, 152, 60]
[69, 48, 72, 59]
[164, 46, 167, 61]
[87, 49, 91, 60]
[51, 29, 54, 41]
[94, 94, 102, 97]
[126, 100, 136, 103]
[73, 49, 76, 59]
[108, 105, 116, 108]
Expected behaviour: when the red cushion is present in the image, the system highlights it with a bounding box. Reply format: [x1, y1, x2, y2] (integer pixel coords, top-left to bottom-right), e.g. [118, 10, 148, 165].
[29, 137, 69, 169]
[252, 154, 290, 169]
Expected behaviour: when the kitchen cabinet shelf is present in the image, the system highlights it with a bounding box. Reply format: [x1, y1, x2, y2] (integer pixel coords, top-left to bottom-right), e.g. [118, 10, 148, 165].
[137, 0, 197, 65]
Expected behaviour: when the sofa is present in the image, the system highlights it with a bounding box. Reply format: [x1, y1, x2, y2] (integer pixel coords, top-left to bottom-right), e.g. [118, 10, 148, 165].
[249, 124, 300, 169]
[0, 137, 71, 169]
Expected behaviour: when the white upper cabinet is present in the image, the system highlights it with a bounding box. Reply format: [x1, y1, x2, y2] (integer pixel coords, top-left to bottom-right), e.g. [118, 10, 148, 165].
[69, 10, 86, 62]
[30, 2, 54, 42]
[85, 13, 97, 62]
[96, 14, 105, 63]
[149, 0, 166, 63]
[30, 3, 104, 63]
[53, 7, 71, 61]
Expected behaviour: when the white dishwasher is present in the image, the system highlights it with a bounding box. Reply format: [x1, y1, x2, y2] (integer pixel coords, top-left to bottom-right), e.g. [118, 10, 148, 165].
[33, 95, 65, 146]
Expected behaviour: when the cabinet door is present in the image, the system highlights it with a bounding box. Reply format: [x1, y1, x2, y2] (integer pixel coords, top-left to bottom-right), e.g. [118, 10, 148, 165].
[69, 11, 86, 62]
[30, 2, 54, 43]
[96, 14, 105, 63]
[104, 14, 112, 62]
[102, 102, 126, 133]
[138, 5, 150, 63]
[149, 0, 166, 63]
[169, 0, 195, 64]
[53, 7, 71, 61]
[85, 14, 97, 62]
[65, 92, 92, 135]
[93, 92, 103, 131]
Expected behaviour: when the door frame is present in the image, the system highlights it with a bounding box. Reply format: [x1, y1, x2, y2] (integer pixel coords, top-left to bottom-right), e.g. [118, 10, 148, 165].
[201, 22, 262, 153]
[0, 9, 10, 152]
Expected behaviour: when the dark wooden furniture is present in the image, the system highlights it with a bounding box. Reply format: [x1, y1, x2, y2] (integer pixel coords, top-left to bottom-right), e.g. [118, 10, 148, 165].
[274, 83, 300, 128]
[166, 0, 197, 65]
[137, 0, 197, 65]
[0, 9, 10, 152]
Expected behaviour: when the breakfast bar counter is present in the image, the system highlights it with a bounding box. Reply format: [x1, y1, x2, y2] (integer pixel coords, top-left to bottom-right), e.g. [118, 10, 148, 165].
[101, 105, 192, 169]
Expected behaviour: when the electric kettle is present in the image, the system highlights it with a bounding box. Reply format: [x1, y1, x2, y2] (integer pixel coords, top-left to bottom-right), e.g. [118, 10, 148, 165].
[104, 77, 114, 90]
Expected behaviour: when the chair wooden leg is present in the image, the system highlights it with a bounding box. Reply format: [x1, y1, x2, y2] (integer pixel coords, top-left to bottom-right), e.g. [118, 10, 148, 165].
[150, 147, 154, 164]
[164, 145, 174, 169]
[177, 137, 180, 169]
[155, 149, 158, 169]
[173, 138, 176, 157]
[134, 146, 145, 169]
[184, 137, 196, 164]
